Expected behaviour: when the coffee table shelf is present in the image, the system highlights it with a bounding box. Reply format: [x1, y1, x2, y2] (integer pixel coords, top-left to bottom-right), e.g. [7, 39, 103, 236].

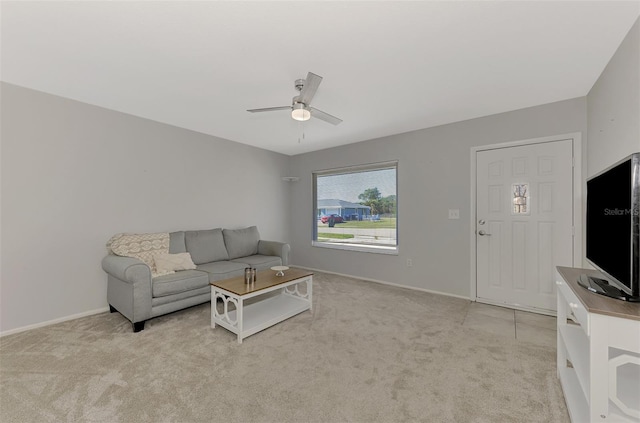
[210, 268, 313, 344]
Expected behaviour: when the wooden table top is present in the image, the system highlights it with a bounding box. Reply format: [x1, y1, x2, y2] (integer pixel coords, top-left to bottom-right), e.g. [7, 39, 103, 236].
[210, 267, 313, 296]
[557, 266, 640, 321]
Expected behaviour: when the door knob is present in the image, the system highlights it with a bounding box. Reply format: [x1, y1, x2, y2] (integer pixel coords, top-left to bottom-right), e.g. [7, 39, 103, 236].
[478, 230, 492, 236]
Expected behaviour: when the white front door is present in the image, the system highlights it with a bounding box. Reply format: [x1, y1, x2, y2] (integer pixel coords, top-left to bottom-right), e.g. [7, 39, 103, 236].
[476, 139, 574, 312]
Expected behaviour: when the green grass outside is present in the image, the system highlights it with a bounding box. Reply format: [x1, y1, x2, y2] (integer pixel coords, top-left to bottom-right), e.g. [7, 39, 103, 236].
[317, 233, 354, 239]
[320, 218, 396, 229]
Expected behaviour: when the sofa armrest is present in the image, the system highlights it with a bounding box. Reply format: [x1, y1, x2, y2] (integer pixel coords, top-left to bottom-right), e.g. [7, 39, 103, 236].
[102, 255, 153, 324]
[258, 240, 290, 266]
[102, 255, 151, 282]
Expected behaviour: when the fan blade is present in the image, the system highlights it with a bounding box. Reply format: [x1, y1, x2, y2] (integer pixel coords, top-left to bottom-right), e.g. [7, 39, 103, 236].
[309, 107, 343, 125]
[298, 72, 322, 105]
[247, 106, 291, 113]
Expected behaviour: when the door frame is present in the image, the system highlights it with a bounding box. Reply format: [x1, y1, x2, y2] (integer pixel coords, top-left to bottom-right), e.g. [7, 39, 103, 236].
[469, 132, 583, 313]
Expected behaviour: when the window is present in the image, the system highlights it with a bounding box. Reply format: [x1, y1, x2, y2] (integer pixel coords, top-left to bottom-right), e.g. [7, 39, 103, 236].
[313, 161, 398, 254]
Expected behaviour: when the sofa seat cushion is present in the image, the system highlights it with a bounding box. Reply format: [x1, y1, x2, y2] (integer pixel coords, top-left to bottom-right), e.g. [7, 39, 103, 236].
[185, 228, 229, 264]
[196, 261, 247, 282]
[152, 269, 210, 298]
[223, 226, 260, 260]
[151, 286, 210, 308]
[230, 255, 282, 270]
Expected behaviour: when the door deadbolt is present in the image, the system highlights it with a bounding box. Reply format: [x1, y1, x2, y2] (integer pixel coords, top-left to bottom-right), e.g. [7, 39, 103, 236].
[478, 219, 486, 225]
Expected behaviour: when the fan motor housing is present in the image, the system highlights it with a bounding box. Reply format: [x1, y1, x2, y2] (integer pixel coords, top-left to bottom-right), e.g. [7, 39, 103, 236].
[294, 79, 306, 91]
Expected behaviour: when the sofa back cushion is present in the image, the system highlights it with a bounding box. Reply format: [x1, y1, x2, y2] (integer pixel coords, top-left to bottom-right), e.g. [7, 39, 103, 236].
[223, 226, 260, 260]
[185, 228, 229, 264]
[169, 231, 186, 253]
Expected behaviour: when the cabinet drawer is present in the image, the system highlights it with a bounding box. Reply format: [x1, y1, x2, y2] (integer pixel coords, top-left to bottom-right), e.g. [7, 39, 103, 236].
[557, 279, 590, 336]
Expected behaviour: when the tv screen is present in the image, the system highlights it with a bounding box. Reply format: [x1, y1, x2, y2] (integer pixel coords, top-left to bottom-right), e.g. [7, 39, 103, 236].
[586, 153, 639, 298]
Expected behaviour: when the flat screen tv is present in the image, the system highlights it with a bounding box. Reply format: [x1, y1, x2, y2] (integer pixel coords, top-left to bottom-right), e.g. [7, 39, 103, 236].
[583, 152, 640, 301]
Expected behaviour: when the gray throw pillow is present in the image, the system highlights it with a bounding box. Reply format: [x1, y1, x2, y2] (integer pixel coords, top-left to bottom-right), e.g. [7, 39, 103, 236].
[185, 228, 229, 265]
[223, 226, 260, 260]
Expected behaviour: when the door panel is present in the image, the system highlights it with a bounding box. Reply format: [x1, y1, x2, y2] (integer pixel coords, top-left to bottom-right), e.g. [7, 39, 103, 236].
[476, 140, 573, 312]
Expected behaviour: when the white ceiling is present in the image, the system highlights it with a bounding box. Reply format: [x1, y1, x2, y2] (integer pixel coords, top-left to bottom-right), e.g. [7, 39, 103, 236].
[2, 1, 639, 156]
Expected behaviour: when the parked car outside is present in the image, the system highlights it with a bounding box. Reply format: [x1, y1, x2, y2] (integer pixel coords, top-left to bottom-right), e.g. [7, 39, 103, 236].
[321, 214, 344, 224]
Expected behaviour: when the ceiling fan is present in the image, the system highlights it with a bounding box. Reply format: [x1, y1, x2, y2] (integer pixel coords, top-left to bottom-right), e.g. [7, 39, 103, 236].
[247, 72, 342, 125]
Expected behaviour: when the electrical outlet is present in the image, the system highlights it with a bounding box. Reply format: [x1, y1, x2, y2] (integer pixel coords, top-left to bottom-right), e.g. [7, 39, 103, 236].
[406, 259, 413, 267]
[448, 209, 460, 219]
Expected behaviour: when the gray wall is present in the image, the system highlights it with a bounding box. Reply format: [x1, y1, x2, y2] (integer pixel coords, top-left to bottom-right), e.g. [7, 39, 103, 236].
[0, 83, 291, 333]
[289, 98, 587, 298]
[587, 18, 639, 176]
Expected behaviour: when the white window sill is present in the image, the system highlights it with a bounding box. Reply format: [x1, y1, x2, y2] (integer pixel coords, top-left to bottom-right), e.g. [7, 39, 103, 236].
[312, 241, 398, 255]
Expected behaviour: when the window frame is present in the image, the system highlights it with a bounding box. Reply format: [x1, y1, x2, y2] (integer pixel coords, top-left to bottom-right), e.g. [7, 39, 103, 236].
[312, 160, 399, 255]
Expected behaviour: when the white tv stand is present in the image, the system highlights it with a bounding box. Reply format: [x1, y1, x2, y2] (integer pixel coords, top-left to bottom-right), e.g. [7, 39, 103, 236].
[556, 267, 640, 423]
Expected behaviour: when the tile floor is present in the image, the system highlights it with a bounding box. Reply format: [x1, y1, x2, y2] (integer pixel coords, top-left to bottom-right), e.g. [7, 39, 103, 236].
[462, 302, 557, 348]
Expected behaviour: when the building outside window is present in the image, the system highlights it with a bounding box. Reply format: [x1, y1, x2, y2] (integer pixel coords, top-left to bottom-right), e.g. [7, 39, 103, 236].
[313, 161, 398, 254]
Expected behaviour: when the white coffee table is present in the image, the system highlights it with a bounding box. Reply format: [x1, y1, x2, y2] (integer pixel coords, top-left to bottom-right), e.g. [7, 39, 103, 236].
[210, 268, 313, 343]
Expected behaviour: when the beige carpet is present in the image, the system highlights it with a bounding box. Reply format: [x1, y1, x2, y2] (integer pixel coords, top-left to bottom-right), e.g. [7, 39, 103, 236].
[0, 271, 568, 423]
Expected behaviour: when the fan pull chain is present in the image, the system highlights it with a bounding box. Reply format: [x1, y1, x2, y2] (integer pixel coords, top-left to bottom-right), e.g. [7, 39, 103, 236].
[298, 121, 306, 143]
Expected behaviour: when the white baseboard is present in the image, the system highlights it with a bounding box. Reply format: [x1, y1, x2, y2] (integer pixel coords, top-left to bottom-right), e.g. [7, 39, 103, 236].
[0, 306, 110, 337]
[292, 265, 470, 301]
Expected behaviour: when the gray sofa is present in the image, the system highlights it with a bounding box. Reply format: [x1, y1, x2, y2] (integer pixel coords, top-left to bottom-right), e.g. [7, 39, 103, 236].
[101, 226, 290, 332]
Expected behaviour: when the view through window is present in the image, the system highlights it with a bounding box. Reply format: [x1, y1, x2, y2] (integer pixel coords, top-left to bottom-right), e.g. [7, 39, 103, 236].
[313, 162, 397, 253]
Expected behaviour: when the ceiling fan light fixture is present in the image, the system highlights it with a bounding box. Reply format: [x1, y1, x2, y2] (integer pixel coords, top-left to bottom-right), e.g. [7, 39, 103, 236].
[291, 103, 311, 121]
[248, 72, 341, 125]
